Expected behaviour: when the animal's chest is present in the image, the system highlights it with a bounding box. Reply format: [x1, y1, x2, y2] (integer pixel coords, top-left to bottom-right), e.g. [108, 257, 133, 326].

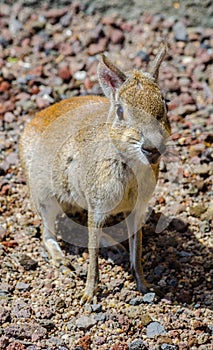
[112, 165, 157, 214]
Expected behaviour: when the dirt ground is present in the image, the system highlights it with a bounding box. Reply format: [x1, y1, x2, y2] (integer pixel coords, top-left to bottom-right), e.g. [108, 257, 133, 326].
[0, 1, 212, 350]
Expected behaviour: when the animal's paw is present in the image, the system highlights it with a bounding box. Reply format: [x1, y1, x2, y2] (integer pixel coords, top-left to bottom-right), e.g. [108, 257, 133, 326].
[137, 280, 164, 298]
[80, 290, 97, 305]
[80, 284, 98, 305]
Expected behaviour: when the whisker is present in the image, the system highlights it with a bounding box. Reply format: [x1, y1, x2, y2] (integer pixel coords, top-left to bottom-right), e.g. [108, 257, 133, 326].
[163, 147, 180, 162]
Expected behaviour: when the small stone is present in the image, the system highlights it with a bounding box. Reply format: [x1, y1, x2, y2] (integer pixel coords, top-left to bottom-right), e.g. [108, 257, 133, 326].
[136, 50, 150, 62]
[154, 265, 164, 277]
[77, 335, 91, 349]
[55, 298, 66, 311]
[6, 152, 18, 165]
[4, 112, 15, 123]
[146, 321, 166, 338]
[170, 218, 188, 233]
[129, 297, 143, 306]
[167, 278, 178, 287]
[15, 282, 30, 291]
[5, 341, 26, 350]
[123, 306, 152, 325]
[190, 205, 206, 218]
[200, 221, 211, 233]
[110, 28, 125, 44]
[0, 282, 13, 293]
[161, 344, 178, 350]
[143, 292, 155, 303]
[45, 8, 68, 19]
[88, 37, 108, 55]
[179, 77, 190, 87]
[193, 164, 212, 176]
[201, 204, 213, 221]
[173, 21, 188, 41]
[179, 251, 193, 258]
[173, 104, 197, 116]
[129, 339, 148, 350]
[73, 71, 87, 81]
[60, 13, 72, 27]
[59, 42, 74, 56]
[107, 278, 124, 290]
[0, 81, 10, 92]
[91, 304, 102, 313]
[76, 315, 97, 330]
[19, 254, 38, 271]
[39, 319, 55, 330]
[58, 65, 71, 81]
[95, 336, 106, 345]
[94, 312, 107, 322]
[11, 300, 31, 318]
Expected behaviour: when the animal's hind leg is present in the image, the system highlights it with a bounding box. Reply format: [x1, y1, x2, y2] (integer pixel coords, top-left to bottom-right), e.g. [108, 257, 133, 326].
[40, 197, 70, 267]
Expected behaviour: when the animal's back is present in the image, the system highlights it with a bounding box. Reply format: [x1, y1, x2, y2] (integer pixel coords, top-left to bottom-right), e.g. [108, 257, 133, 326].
[19, 95, 109, 208]
[19, 95, 109, 171]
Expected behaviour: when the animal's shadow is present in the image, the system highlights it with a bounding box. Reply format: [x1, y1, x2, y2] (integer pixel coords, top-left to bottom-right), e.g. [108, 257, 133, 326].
[56, 208, 212, 308]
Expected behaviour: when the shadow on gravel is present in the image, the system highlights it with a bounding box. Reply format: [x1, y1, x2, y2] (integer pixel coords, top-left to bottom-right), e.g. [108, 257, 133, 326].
[57, 209, 212, 309]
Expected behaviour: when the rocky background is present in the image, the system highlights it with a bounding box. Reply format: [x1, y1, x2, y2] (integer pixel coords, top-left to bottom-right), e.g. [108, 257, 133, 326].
[0, 1, 212, 350]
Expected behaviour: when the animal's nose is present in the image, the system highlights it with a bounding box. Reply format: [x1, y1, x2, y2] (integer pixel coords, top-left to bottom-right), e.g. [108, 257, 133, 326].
[141, 143, 166, 164]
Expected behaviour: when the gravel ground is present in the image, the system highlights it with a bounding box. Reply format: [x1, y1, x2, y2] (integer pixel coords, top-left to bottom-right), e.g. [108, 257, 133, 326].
[0, 2, 213, 350]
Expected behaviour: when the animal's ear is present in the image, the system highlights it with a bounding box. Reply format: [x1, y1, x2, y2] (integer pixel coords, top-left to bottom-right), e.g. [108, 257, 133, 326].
[98, 54, 127, 98]
[150, 42, 167, 81]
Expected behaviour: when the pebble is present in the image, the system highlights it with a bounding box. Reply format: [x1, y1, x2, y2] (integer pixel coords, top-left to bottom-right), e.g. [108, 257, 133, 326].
[143, 292, 156, 303]
[154, 265, 164, 277]
[0, 81, 10, 92]
[76, 315, 97, 330]
[58, 65, 71, 81]
[91, 304, 102, 313]
[173, 21, 188, 41]
[124, 306, 152, 325]
[200, 221, 211, 232]
[19, 254, 38, 271]
[73, 71, 87, 81]
[129, 297, 143, 306]
[88, 37, 108, 55]
[55, 298, 66, 311]
[5, 152, 18, 165]
[129, 339, 148, 350]
[94, 312, 107, 322]
[136, 50, 150, 62]
[15, 282, 30, 291]
[146, 321, 166, 338]
[5, 341, 25, 350]
[110, 28, 125, 44]
[4, 112, 15, 123]
[170, 218, 188, 233]
[201, 205, 213, 221]
[161, 344, 178, 350]
[189, 205, 206, 218]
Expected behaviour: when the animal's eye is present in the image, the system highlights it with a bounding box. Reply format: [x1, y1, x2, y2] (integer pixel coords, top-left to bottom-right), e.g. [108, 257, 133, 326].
[116, 104, 124, 120]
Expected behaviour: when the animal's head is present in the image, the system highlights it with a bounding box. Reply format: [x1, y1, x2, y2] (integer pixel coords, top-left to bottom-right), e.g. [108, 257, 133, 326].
[98, 44, 171, 165]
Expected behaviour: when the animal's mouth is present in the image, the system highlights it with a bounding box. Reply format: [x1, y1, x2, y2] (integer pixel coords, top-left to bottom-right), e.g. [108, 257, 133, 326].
[141, 143, 166, 164]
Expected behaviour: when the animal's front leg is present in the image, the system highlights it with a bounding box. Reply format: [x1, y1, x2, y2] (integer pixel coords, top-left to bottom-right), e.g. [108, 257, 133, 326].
[126, 211, 164, 296]
[81, 211, 100, 304]
[130, 227, 151, 293]
[125, 211, 152, 293]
